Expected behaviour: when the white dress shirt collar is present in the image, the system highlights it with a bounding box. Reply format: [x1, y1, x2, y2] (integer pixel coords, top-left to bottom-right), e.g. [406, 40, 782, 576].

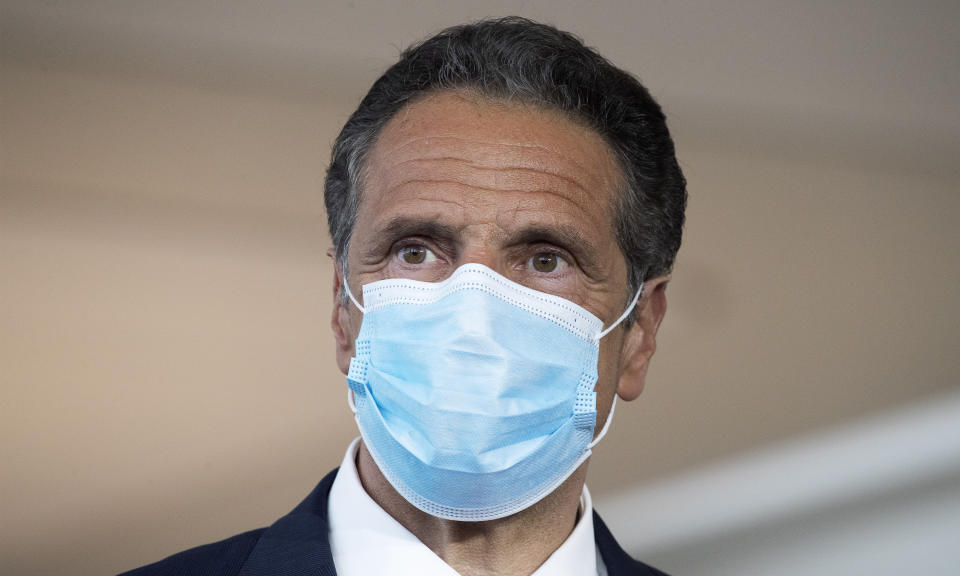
[328, 437, 602, 576]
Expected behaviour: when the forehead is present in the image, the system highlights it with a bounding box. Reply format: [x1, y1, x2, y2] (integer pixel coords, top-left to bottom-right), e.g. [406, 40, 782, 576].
[362, 91, 623, 209]
[351, 90, 631, 295]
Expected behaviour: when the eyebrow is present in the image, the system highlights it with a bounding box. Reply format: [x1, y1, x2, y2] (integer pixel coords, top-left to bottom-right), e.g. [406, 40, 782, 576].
[380, 216, 460, 242]
[360, 216, 461, 259]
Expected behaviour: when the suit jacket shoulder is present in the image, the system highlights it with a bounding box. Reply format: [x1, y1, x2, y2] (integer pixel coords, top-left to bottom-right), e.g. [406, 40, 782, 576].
[120, 469, 669, 576]
[118, 528, 265, 576]
[118, 469, 338, 576]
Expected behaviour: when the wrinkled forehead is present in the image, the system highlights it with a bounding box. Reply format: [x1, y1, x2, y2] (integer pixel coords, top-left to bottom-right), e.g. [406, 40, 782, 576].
[360, 90, 626, 206]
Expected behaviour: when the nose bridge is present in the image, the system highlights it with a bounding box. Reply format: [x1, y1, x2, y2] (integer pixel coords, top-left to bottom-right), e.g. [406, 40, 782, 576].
[454, 225, 508, 278]
[458, 249, 501, 274]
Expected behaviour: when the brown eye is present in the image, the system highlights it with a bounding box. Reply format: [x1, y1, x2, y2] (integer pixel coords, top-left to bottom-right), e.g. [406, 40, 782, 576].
[399, 246, 434, 265]
[531, 253, 558, 273]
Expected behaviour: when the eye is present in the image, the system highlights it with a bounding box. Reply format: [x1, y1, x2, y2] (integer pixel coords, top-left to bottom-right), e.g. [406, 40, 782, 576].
[530, 252, 564, 273]
[398, 245, 436, 265]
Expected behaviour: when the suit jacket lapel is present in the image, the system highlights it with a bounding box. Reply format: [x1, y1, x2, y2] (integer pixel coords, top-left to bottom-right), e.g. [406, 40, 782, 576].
[238, 468, 340, 576]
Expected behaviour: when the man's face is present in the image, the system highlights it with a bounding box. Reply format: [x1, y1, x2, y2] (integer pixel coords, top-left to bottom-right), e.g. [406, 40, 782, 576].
[335, 90, 637, 431]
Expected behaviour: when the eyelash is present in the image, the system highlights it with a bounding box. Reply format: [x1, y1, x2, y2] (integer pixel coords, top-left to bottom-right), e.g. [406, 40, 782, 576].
[391, 241, 573, 274]
[393, 240, 441, 264]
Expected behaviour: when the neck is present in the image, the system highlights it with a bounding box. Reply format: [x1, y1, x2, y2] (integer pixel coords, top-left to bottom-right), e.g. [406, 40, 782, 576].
[356, 441, 588, 576]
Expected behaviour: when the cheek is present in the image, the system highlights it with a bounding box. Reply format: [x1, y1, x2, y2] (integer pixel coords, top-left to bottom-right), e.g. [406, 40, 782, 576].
[351, 306, 367, 337]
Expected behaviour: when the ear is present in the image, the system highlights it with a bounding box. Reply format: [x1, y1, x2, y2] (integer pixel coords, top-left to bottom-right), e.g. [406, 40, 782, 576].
[330, 255, 356, 375]
[617, 276, 669, 401]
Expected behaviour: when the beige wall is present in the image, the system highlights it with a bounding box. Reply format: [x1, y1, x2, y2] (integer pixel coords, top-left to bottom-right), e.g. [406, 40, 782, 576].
[2, 4, 958, 574]
[2, 65, 354, 572]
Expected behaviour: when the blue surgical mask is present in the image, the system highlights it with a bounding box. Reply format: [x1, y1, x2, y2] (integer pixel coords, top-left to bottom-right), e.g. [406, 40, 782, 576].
[344, 263, 640, 521]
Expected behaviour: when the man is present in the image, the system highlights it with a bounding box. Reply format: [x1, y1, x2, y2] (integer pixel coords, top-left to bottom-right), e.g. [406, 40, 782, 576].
[125, 16, 685, 576]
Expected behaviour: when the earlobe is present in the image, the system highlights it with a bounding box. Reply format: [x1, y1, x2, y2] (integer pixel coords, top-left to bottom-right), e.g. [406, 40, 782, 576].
[331, 261, 356, 375]
[617, 277, 669, 401]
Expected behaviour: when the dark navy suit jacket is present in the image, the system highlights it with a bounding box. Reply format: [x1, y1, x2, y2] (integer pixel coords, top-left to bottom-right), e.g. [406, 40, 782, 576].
[122, 468, 668, 576]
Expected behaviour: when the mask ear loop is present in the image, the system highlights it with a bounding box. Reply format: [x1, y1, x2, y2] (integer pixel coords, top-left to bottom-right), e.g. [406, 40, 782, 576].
[342, 275, 367, 314]
[588, 395, 616, 449]
[588, 284, 639, 447]
[343, 274, 366, 415]
[595, 283, 643, 341]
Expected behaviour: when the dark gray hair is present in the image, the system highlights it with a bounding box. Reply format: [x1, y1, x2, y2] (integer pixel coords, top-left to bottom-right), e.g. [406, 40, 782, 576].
[325, 17, 686, 305]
